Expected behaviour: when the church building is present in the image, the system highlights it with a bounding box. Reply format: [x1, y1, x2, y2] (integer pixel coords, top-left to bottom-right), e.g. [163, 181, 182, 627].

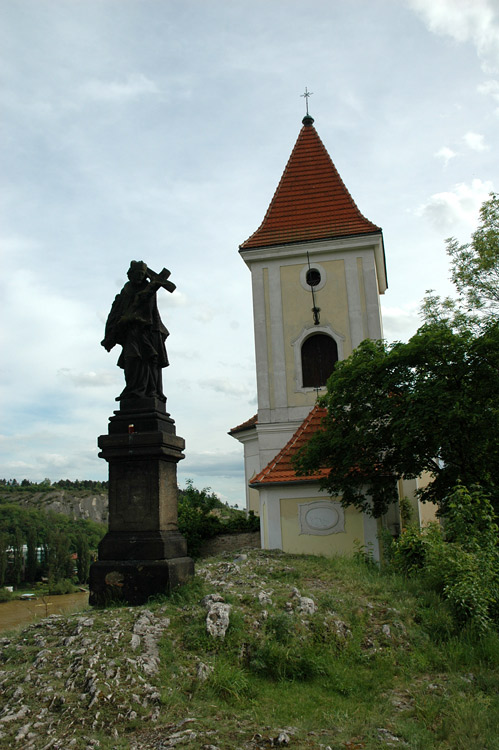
[230, 112, 434, 560]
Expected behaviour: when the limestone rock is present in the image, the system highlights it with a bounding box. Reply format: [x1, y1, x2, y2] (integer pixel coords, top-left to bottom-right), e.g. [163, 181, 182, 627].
[196, 661, 214, 682]
[201, 593, 225, 609]
[297, 596, 317, 615]
[205, 602, 231, 639]
[275, 730, 290, 745]
[258, 590, 273, 606]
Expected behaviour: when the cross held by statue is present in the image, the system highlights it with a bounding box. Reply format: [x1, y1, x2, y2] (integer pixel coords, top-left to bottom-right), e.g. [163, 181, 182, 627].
[146, 266, 176, 294]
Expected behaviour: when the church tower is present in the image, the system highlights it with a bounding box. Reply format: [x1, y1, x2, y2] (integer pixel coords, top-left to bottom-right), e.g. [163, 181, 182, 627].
[231, 113, 387, 515]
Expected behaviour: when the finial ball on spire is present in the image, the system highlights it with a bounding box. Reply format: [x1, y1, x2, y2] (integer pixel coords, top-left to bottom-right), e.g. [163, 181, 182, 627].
[300, 87, 314, 125]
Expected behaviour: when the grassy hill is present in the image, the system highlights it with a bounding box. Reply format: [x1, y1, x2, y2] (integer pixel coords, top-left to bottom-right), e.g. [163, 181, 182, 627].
[0, 548, 498, 750]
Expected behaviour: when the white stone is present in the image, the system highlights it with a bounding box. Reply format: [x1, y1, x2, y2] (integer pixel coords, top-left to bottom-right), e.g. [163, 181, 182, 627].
[275, 731, 290, 745]
[201, 594, 225, 609]
[15, 723, 31, 742]
[258, 590, 273, 605]
[206, 603, 231, 639]
[297, 596, 317, 615]
[196, 661, 214, 682]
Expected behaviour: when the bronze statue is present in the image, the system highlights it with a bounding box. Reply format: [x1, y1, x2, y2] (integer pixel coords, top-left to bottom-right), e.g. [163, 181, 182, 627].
[102, 261, 175, 402]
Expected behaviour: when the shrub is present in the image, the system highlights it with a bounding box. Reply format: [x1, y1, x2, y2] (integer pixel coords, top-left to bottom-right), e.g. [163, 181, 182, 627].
[248, 640, 327, 681]
[0, 587, 12, 602]
[389, 486, 499, 635]
[391, 522, 443, 575]
[47, 578, 78, 595]
[177, 502, 222, 556]
[177, 481, 260, 556]
[206, 659, 251, 701]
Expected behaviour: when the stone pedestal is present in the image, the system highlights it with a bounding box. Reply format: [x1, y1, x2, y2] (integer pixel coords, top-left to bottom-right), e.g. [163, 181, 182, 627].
[89, 397, 194, 606]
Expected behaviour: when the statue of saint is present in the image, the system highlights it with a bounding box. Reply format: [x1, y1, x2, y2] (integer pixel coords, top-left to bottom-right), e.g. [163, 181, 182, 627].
[101, 261, 175, 402]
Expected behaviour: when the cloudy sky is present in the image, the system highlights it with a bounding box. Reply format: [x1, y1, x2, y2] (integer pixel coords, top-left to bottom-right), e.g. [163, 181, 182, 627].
[1, 0, 498, 506]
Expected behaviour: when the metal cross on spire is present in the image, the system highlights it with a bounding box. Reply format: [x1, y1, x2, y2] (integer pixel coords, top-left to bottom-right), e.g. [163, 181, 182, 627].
[301, 87, 313, 115]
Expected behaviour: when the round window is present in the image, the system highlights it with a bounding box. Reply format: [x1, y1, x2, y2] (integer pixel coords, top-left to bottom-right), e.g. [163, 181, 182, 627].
[306, 268, 321, 287]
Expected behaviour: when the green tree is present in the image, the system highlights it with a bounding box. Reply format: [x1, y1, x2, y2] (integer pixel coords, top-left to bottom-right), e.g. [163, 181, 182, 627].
[294, 322, 499, 517]
[446, 192, 499, 317]
[46, 529, 73, 583]
[76, 533, 91, 584]
[26, 524, 38, 582]
[0, 532, 8, 587]
[12, 526, 24, 587]
[178, 479, 224, 512]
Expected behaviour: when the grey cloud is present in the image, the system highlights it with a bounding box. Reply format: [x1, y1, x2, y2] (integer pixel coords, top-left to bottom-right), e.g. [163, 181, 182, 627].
[181, 451, 244, 478]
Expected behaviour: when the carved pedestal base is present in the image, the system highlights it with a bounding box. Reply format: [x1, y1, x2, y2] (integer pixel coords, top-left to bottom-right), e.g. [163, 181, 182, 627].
[89, 557, 194, 606]
[89, 398, 194, 606]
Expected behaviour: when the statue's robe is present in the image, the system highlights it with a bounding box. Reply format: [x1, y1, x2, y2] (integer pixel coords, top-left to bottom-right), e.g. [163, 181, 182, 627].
[104, 279, 169, 401]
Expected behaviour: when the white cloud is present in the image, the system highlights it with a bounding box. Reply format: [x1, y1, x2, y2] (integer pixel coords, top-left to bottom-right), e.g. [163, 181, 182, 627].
[416, 178, 494, 233]
[194, 307, 217, 323]
[479, 79, 499, 95]
[57, 369, 118, 388]
[478, 78, 499, 114]
[41, 453, 72, 469]
[201, 378, 255, 399]
[381, 303, 421, 343]
[80, 73, 160, 102]
[408, 0, 499, 72]
[435, 146, 457, 165]
[463, 132, 489, 151]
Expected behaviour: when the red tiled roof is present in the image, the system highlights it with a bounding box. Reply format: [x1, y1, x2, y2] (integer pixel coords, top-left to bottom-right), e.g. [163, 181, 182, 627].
[250, 404, 329, 486]
[240, 117, 381, 250]
[229, 414, 258, 435]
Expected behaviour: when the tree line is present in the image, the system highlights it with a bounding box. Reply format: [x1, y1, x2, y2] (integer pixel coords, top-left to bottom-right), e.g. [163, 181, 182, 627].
[0, 478, 108, 491]
[0, 503, 106, 592]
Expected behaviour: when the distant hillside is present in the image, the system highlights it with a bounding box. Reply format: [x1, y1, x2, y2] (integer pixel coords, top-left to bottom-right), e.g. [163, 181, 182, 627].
[0, 488, 108, 524]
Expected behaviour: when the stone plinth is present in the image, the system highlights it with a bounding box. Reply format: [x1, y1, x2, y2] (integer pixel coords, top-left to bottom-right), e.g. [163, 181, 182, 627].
[89, 398, 194, 606]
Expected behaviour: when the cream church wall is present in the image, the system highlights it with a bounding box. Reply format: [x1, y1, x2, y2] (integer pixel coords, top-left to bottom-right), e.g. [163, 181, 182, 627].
[244, 237, 385, 434]
[280, 258, 351, 409]
[280, 496, 365, 556]
[399, 473, 439, 527]
[257, 484, 381, 561]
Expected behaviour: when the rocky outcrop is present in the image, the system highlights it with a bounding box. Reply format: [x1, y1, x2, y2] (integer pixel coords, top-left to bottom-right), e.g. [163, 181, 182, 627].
[0, 490, 108, 524]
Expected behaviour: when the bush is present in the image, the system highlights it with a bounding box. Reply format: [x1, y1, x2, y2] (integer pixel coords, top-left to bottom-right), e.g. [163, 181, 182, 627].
[0, 587, 12, 602]
[47, 578, 78, 595]
[177, 480, 260, 556]
[177, 502, 223, 557]
[206, 659, 251, 701]
[389, 486, 499, 635]
[248, 640, 327, 681]
[391, 522, 443, 575]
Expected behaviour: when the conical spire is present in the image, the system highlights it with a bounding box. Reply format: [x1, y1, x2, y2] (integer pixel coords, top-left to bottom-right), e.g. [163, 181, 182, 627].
[240, 119, 381, 250]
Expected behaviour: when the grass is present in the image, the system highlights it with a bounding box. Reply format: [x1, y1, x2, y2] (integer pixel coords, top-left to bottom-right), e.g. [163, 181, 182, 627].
[0, 549, 498, 749]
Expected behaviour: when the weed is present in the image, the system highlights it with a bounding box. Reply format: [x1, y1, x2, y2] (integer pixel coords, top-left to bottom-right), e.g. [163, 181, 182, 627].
[264, 612, 294, 644]
[248, 639, 327, 682]
[206, 658, 251, 701]
[168, 575, 207, 604]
